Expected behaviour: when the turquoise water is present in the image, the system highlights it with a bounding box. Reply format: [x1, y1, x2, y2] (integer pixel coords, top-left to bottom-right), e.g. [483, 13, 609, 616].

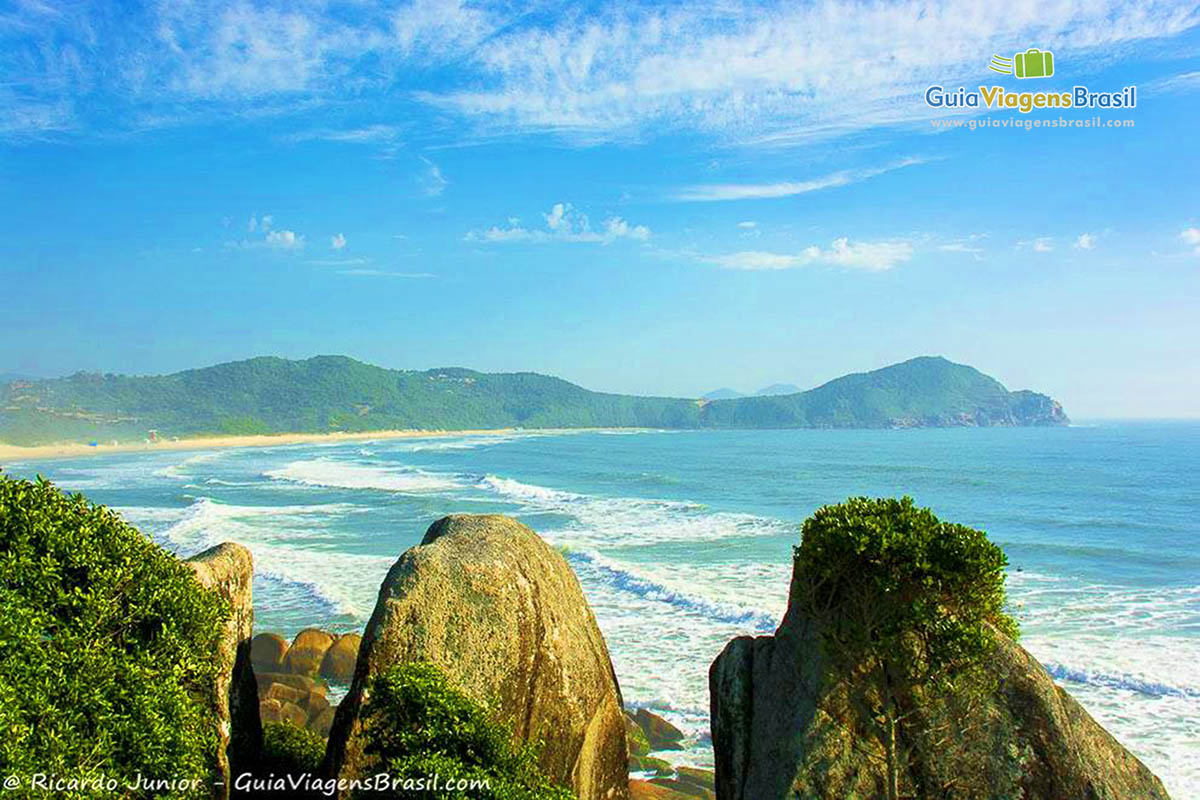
[6, 423, 1198, 796]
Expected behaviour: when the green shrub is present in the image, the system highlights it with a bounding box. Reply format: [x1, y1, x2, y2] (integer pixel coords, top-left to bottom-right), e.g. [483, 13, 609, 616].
[261, 721, 326, 774]
[0, 474, 229, 797]
[358, 662, 574, 800]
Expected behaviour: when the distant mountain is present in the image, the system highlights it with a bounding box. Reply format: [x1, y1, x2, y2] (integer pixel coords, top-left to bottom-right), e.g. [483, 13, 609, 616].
[754, 383, 802, 397]
[0, 355, 1068, 446]
[702, 388, 746, 400]
[700, 357, 1067, 429]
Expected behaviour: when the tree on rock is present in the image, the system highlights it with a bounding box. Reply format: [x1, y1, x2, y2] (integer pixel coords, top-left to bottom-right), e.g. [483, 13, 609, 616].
[793, 497, 1018, 800]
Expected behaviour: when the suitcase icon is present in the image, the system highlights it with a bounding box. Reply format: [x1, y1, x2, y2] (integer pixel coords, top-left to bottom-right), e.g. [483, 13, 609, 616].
[1014, 48, 1054, 79]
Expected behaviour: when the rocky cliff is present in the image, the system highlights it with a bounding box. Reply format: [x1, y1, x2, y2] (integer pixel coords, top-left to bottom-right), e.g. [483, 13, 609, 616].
[709, 572, 1170, 800]
[324, 514, 630, 800]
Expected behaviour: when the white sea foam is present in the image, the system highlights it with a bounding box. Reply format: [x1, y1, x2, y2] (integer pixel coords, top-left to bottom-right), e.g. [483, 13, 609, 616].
[149, 496, 391, 619]
[478, 474, 791, 548]
[1007, 571, 1200, 795]
[570, 550, 784, 632]
[387, 433, 540, 453]
[152, 450, 225, 479]
[265, 458, 462, 493]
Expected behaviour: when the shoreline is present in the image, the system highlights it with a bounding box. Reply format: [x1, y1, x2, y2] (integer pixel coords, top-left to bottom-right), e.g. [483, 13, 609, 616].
[0, 428, 528, 464]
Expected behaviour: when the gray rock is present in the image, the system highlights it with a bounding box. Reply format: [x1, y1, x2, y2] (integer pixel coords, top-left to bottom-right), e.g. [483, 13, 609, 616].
[319, 632, 361, 684]
[325, 514, 630, 799]
[709, 571, 1171, 800]
[250, 632, 288, 673]
[185, 542, 262, 799]
[633, 708, 686, 751]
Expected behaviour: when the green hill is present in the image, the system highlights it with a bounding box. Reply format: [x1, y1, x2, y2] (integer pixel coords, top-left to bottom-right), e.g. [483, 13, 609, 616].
[699, 356, 1068, 429]
[0, 355, 1067, 445]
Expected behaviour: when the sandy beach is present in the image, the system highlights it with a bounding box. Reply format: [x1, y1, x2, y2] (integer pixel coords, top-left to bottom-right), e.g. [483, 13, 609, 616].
[0, 428, 522, 464]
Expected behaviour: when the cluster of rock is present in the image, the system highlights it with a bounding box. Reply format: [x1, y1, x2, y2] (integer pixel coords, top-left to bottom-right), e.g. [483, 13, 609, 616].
[624, 709, 716, 799]
[249, 629, 360, 739]
[184, 512, 1171, 800]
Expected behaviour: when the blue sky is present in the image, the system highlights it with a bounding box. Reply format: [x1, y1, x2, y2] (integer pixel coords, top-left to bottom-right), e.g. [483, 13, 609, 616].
[2, 1, 1199, 417]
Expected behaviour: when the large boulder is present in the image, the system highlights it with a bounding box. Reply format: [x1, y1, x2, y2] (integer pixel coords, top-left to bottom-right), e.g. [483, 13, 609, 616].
[250, 632, 289, 673]
[319, 632, 361, 684]
[709, 573, 1171, 800]
[325, 514, 629, 799]
[184, 542, 262, 799]
[284, 628, 336, 676]
[633, 708, 686, 751]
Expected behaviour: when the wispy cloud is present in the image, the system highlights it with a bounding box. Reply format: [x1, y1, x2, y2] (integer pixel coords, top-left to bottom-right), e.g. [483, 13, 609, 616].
[935, 232, 986, 259]
[1143, 71, 1200, 96]
[1181, 227, 1200, 255]
[287, 125, 401, 145]
[737, 221, 757, 229]
[337, 269, 435, 278]
[1075, 232, 1097, 250]
[331, 233, 347, 250]
[707, 238, 913, 272]
[468, 202, 650, 244]
[419, 156, 447, 197]
[4, 1, 1197, 143]
[308, 257, 368, 267]
[1017, 237, 1055, 253]
[673, 158, 930, 202]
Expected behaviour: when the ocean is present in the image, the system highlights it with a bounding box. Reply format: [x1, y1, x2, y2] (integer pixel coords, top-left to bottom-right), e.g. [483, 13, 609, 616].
[5, 423, 1198, 796]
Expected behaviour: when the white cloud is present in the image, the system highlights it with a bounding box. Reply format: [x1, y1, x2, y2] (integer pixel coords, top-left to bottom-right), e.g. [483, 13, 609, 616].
[708, 237, 913, 272]
[1181, 227, 1200, 255]
[419, 156, 447, 196]
[266, 229, 304, 250]
[737, 221, 757, 229]
[338, 269, 435, 278]
[674, 158, 930, 202]
[545, 203, 568, 231]
[1017, 237, 1054, 253]
[331, 233, 347, 250]
[938, 243, 983, 254]
[5, 1, 1197, 142]
[419, 2, 1199, 143]
[1143, 71, 1200, 96]
[308, 257, 368, 266]
[287, 125, 400, 144]
[1075, 233, 1097, 250]
[469, 202, 650, 244]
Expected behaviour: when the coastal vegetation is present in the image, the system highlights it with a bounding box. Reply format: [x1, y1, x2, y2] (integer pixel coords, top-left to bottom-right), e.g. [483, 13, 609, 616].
[0, 473, 229, 796]
[0, 354, 1067, 446]
[358, 662, 575, 800]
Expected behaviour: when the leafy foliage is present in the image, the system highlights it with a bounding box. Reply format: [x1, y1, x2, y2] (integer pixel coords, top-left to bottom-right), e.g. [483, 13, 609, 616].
[793, 496, 1018, 800]
[358, 662, 575, 800]
[0, 355, 1065, 445]
[0, 473, 228, 797]
[261, 721, 326, 775]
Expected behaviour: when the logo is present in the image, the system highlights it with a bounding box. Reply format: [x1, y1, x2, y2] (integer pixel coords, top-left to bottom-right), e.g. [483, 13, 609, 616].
[923, 46, 1136, 115]
[989, 48, 1055, 79]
